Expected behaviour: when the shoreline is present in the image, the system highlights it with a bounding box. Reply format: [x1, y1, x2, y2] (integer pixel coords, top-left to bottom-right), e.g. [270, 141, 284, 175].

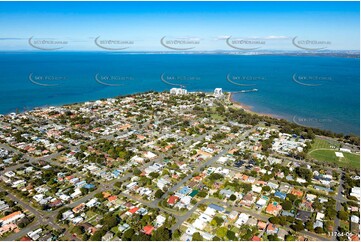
[227, 92, 279, 119]
[1, 91, 357, 136]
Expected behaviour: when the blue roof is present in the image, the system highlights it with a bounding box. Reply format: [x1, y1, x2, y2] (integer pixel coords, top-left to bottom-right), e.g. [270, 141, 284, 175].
[314, 186, 332, 192]
[112, 170, 121, 177]
[179, 186, 192, 195]
[84, 184, 95, 189]
[209, 204, 225, 212]
[274, 191, 287, 200]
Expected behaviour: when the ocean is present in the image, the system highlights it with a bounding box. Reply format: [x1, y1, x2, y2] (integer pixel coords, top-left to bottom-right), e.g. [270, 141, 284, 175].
[0, 52, 359, 135]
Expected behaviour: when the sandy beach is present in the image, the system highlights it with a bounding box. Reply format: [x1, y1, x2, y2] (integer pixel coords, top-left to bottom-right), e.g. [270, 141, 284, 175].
[227, 92, 278, 118]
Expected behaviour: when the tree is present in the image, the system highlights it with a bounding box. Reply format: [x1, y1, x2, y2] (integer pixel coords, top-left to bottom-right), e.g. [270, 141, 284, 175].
[325, 207, 337, 220]
[269, 217, 280, 224]
[312, 200, 322, 211]
[209, 173, 224, 181]
[337, 211, 348, 221]
[122, 228, 135, 241]
[134, 168, 142, 176]
[314, 227, 324, 234]
[305, 221, 314, 231]
[281, 201, 293, 210]
[90, 230, 105, 241]
[198, 191, 208, 198]
[172, 229, 181, 240]
[262, 186, 271, 192]
[154, 189, 164, 199]
[192, 232, 203, 241]
[241, 183, 252, 193]
[268, 234, 278, 241]
[226, 230, 237, 240]
[151, 227, 171, 241]
[102, 214, 118, 228]
[278, 216, 287, 226]
[216, 227, 227, 238]
[291, 222, 304, 232]
[211, 217, 224, 226]
[295, 167, 312, 181]
[72, 226, 84, 235]
[287, 194, 297, 202]
[132, 233, 151, 241]
[229, 194, 237, 201]
[80, 187, 88, 195]
[285, 235, 296, 241]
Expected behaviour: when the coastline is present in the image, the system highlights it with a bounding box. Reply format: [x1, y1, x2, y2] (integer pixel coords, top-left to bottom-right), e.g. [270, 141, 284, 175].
[227, 92, 278, 119]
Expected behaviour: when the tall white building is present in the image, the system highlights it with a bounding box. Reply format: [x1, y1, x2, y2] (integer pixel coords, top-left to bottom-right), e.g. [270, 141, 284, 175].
[170, 88, 187, 95]
[214, 88, 223, 98]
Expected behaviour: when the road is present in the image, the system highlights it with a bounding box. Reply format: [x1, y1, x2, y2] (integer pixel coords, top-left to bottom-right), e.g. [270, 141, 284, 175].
[0, 187, 66, 241]
[332, 171, 345, 240]
[0, 122, 341, 241]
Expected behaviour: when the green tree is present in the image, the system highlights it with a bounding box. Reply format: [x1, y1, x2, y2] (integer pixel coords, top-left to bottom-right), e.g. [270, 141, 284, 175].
[192, 232, 203, 241]
[211, 217, 224, 226]
[281, 201, 293, 210]
[216, 227, 227, 238]
[314, 227, 324, 234]
[291, 222, 304, 232]
[262, 186, 271, 192]
[226, 230, 237, 240]
[122, 228, 135, 241]
[90, 230, 105, 241]
[151, 227, 171, 241]
[229, 194, 237, 201]
[172, 229, 181, 240]
[269, 217, 280, 224]
[285, 235, 296, 241]
[338, 211, 348, 221]
[154, 189, 164, 199]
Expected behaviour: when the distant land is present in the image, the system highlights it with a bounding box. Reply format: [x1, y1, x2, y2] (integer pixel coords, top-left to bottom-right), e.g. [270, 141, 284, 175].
[0, 50, 359, 58]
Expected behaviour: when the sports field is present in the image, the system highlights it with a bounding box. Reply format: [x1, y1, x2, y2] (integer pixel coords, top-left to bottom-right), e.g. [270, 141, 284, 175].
[308, 138, 360, 170]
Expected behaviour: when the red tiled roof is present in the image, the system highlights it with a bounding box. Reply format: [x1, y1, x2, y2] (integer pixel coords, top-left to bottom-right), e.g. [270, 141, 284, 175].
[108, 195, 117, 202]
[0, 211, 22, 222]
[128, 207, 139, 214]
[252, 236, 261, 241]
[20, 237, 31, 241]
[167, 195, 179, 205]
[143, 225, 154, 235]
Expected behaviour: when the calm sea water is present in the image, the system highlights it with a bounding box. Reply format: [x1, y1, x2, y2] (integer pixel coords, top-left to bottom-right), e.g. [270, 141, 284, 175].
[0, 52, 359, 135]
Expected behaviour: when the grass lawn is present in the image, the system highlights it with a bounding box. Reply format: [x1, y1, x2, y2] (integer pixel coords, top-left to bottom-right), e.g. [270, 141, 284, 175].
[309, 149, 360, 169]
[309, 137, 339, 151]
[308, 137, 359, 169]
[111, 226, 118, 234]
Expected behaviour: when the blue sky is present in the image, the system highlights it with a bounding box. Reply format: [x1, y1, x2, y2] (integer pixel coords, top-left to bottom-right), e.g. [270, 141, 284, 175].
[0, 1, 359, 51]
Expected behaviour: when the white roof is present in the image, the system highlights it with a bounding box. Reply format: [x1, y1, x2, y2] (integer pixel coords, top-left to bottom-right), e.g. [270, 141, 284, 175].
[316, 212, 325, 221]
[235, 213, 249, 226]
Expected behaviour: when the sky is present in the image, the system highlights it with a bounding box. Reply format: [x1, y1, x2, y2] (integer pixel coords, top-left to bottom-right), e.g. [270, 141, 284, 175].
[0, 1, 359, 51]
